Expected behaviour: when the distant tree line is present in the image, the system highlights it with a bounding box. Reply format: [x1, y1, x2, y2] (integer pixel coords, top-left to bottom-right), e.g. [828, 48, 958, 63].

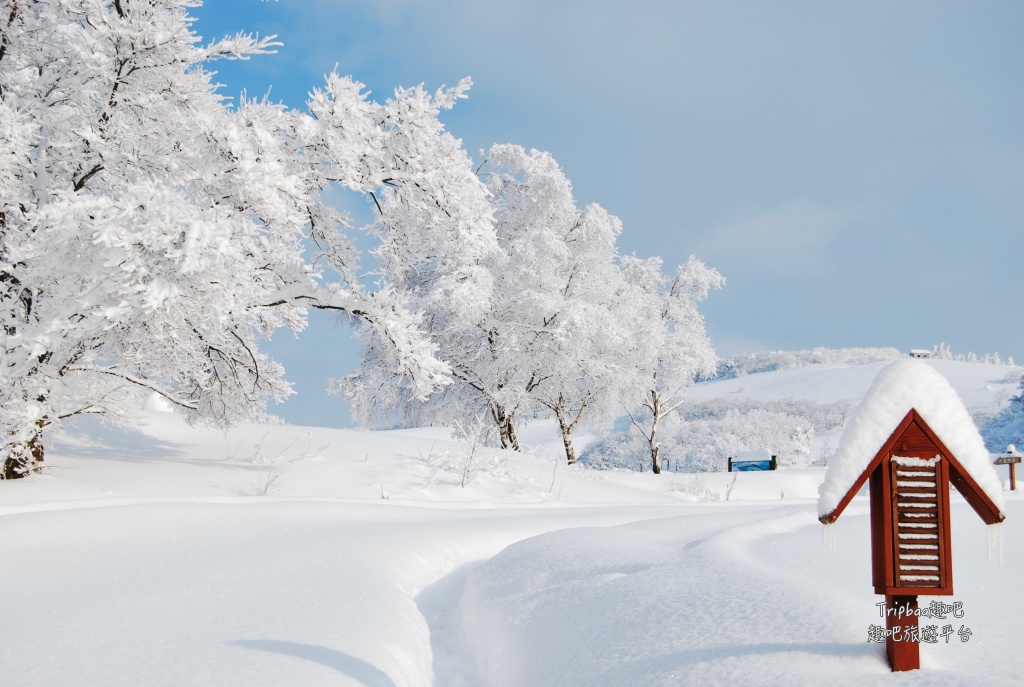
[583, 397, 853, 473]
[712, 344, 1015, 381]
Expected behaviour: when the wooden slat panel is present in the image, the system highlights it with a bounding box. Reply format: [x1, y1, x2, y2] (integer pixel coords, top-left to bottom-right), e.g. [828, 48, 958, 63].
[897, 505, 938, 513]
[891, 456, 944, 589]
[898, 515, 939, 524]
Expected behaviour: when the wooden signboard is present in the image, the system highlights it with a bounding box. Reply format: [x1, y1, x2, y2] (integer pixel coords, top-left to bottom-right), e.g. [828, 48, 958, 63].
[993, 454, 1020, 491]
[820, 409, 1005, 671]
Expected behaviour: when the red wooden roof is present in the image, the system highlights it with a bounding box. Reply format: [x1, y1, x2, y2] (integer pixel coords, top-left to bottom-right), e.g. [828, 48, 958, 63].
[819, 409, 1005, 525]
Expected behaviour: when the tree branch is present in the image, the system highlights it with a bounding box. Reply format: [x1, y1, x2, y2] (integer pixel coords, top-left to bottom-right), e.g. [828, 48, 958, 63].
[65, 367, 199, 410]
[73, 164, 104, 192]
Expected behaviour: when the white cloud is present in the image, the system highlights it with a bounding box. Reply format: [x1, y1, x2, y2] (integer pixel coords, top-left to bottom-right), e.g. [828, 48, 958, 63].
[699, 199, 852, 279]
[705, 332, 776, 358]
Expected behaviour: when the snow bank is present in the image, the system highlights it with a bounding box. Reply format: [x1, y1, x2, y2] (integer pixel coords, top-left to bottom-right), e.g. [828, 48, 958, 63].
[450, 502, 1024, 686]
[818, 360, 1005, 519]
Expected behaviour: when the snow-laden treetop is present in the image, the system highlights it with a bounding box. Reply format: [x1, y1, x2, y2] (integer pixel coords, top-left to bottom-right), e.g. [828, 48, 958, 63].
[817, 359, 1005, 519]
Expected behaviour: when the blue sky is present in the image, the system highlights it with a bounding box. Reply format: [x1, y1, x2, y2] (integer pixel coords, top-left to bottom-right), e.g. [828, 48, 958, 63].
[192, 1, 1023, 428]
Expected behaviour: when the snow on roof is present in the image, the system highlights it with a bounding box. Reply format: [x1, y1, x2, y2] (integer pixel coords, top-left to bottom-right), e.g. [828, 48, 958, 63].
[817, 359, 1005, 519]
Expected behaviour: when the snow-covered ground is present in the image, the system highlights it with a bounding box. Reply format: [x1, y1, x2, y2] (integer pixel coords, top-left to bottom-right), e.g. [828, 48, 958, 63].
[2, 360, 1021, 686]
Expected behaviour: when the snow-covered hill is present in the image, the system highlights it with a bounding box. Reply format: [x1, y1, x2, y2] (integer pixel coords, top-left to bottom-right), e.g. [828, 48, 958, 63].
[690, 358, 1020, 415]
[1, 358, 1021, 686]
[584, 358, 1022, 473]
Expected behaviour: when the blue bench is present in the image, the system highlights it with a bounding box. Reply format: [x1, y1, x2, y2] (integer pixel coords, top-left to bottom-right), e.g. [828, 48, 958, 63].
[727, 455, 778, 472]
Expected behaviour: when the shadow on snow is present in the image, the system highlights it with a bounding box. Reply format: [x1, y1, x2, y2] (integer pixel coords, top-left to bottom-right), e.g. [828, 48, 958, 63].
[230, 639, 397, 687]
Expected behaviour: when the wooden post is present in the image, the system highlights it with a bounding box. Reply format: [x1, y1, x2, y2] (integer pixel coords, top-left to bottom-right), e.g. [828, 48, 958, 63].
[994, 455, 1021, 491]
[885, 595, 920, 671]
[821, 402, 1008, 675]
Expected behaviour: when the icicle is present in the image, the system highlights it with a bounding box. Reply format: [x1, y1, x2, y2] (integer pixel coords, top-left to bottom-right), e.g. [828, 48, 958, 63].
[821, 522, 837, 551]
[987, 522, 1004, 566]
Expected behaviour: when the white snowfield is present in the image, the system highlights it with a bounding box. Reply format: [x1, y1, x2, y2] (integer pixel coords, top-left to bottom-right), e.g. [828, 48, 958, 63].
[1, 360, 1021, 686]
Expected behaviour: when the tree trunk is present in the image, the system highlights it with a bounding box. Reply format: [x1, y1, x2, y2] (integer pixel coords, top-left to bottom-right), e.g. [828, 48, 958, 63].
[649, 389, 661, 474]
[504, 418, 521, 452]
[491, 405, 521, 452]
[2, 421, 44, 480]
[554, 406, 576, 465]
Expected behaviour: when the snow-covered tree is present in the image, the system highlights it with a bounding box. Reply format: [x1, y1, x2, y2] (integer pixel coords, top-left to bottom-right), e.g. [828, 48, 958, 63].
[0, 0, 451, 478]
[324, 79, 501, 437]
[341, 144, 644, 464]
[300, 72, 490, 400]
[505, 179, 640, 464]
[981, 377, 1024, 453]
[0, 0, 291, 476]
[621, 255, 723, 473]
[470, 144, 634, 459]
